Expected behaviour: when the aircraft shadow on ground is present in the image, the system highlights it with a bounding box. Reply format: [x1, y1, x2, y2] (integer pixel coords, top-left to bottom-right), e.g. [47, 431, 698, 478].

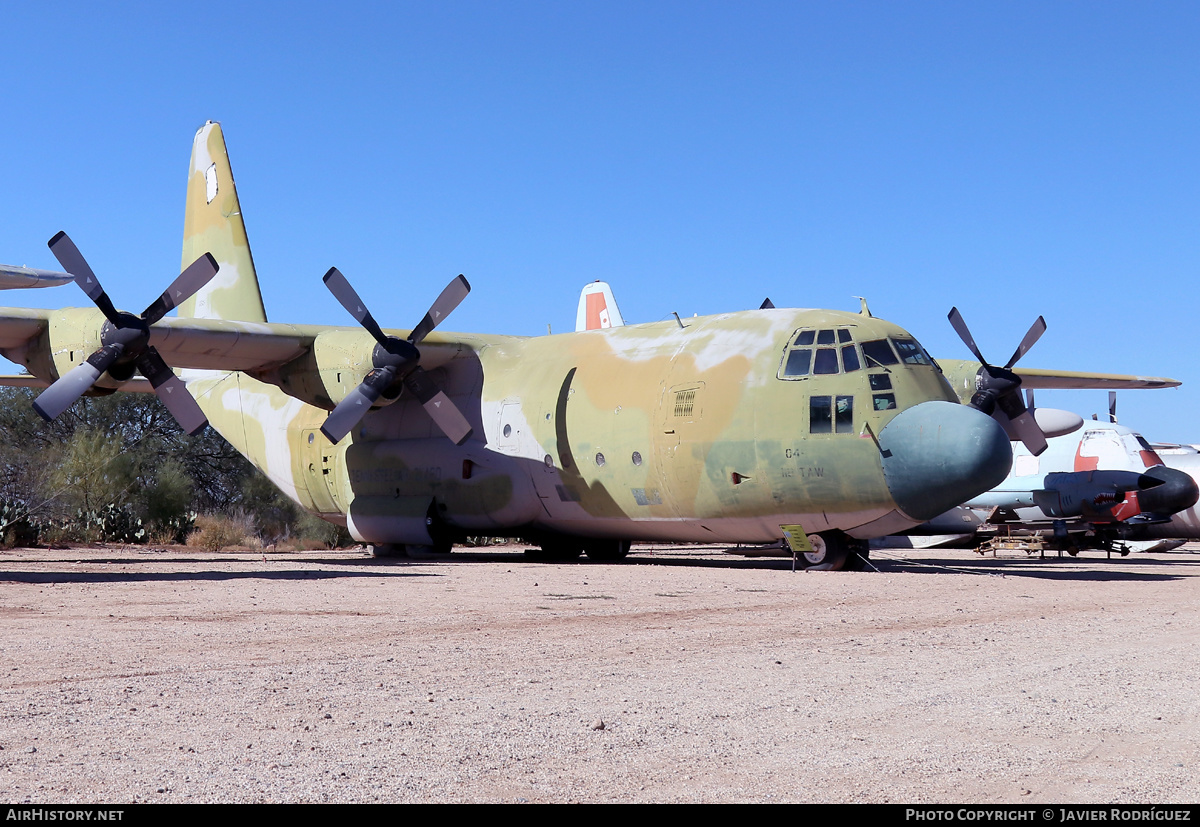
[0, 565, 438, 585]
[867, 553, 1195, 582]
[2, 547, 1195, 583]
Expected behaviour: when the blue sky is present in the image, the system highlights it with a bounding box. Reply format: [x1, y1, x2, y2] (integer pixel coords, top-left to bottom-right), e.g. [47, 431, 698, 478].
[1, 1, 1198, 441]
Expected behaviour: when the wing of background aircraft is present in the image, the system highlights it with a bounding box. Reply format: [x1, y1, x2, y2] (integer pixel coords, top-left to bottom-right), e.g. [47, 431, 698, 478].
[0, 264, 74, 290]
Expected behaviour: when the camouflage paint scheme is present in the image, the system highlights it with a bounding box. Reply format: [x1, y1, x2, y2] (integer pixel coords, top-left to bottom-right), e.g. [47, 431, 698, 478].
[0, 123, 1179, 555]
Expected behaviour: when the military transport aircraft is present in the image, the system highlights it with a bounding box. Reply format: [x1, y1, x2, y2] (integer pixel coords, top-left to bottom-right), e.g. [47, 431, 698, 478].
[0, 122, 1180, 570]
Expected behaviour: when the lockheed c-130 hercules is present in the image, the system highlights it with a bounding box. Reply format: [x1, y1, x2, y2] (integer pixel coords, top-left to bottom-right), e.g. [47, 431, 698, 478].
[0, 123, 1180, 569]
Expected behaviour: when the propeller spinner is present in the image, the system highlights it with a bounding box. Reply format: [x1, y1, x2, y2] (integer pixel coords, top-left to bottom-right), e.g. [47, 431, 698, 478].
[32, 232, 217, 435]
[947, 306, 1050, 456]
[320, 268, 473, 445]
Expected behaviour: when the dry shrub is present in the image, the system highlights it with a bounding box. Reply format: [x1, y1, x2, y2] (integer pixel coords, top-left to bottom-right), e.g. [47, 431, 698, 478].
[187, 513, 255, 552]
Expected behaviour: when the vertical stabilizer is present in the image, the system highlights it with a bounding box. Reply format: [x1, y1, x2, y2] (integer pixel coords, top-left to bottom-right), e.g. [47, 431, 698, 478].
[179, 121, 267, 323]
[575, 280, 625, 331]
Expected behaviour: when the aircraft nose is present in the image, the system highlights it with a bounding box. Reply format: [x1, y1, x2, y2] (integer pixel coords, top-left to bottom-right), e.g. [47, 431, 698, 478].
[1137, 465, 1200, 517]
[878, 400, 1013, 522]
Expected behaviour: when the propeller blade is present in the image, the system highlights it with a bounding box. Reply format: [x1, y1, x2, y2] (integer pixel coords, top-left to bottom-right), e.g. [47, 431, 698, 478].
[320, 384, 384, 444]
[1007, 408, 1049, 456]
[136, 348, 208, 435]
[947, 307, 987, 365]
[319, 366, 397, 444]
[409, 275, 470, 346]
[142, 253, 219, 325]
[1026, 388, 1035, 412]
[32, 345, 123, 421]
[1109, 391, 1118, 423]
[323, 267, 389, 345]
[1003, 316, 1047, 369]
[404, 366, 473, 445]
[48, 232, 120, 324]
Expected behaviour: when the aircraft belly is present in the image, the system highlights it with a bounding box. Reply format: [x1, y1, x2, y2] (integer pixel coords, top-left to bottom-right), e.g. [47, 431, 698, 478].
[341, 437, 542, 534]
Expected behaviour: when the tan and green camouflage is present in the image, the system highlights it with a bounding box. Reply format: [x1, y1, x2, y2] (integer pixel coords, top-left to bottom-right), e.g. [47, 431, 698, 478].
[0, 122, 1180, 560]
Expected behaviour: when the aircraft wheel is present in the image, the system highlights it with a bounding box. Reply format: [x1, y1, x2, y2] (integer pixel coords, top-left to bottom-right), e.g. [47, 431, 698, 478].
[584, 540, 631, 562]
[370, 543, 406, 558]
[800, 532, 849, 571]
[842, 540, 871, 572]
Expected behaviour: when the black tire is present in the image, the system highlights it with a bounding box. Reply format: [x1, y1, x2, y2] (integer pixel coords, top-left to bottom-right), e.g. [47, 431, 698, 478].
[843, 540, 871, 571]
[370, 543, 405, 558]
[799, 532, 849, 571]
[584, 539, 631, 562]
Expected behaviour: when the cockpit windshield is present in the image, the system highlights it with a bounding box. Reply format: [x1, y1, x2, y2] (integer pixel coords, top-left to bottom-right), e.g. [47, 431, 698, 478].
[780, 327, 860, 378]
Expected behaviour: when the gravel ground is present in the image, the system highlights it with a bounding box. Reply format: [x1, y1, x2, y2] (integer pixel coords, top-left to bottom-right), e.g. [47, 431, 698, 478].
[2, 541, 1199, 804]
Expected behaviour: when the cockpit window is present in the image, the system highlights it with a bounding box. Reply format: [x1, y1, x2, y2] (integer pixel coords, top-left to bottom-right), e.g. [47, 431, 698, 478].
[813, 349, 839, 374]
[780, 327, 861, 380]
[783, 349, 812, 376]
[891, 338, 931, 366]
[861, 339, 898, 367]
[841, 345, 860, 373]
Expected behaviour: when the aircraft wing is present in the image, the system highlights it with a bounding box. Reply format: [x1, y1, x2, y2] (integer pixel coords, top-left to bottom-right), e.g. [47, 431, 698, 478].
[0, 374, 154, 393]
[0, 307, 481, 407]
[0, 308, 315, 373]
[1013, 368, 1180, 390]
[938, 358, 1180, 403]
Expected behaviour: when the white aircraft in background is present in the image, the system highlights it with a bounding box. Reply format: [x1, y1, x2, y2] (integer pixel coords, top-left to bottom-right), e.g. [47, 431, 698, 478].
[900, 394, 1199, 554]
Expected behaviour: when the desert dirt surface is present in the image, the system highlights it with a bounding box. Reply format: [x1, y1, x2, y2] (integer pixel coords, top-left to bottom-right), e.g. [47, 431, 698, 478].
[2, 541, 1200, 804]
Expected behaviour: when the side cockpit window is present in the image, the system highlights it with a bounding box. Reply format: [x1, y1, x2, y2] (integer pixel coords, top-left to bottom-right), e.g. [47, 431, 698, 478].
[860, 339, 898, 368]
[891, 338, 931, 366]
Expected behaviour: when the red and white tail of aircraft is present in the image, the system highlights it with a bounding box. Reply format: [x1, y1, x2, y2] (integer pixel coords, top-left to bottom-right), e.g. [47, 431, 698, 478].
[575, 281, 625, 331]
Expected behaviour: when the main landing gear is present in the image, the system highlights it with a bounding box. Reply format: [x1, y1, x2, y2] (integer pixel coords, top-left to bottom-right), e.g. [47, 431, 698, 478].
[525, 538, 632, 562]
[797, 531, 870, 572]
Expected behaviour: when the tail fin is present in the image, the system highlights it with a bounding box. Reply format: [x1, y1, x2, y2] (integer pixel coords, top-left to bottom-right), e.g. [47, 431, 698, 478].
[575, 280, 625, 331]
[179, 121, 267, 323]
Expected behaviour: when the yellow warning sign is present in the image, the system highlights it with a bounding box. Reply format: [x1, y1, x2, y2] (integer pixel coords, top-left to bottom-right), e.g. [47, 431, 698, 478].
[780, 524, 814, 554]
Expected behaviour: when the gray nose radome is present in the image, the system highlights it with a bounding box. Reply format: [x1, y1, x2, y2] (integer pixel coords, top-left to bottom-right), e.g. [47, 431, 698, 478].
[878, 401, 1013, 522]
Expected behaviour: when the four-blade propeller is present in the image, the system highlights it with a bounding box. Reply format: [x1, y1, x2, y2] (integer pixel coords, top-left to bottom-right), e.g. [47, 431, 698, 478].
[320, 267, 473, 445]
[947, 306, 1050, 456]
[32, 232, 217, 435]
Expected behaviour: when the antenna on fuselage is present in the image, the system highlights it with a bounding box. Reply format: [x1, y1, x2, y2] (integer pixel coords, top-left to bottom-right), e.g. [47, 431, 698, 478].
[854, 296, 872, 317]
